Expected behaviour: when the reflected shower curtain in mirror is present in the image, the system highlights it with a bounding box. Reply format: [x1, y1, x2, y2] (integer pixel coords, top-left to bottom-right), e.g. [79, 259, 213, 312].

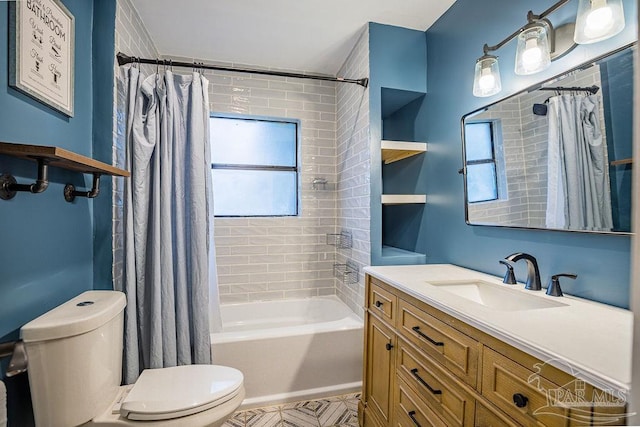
[117, 66, 221, 384]
[546, 94, 613, 231]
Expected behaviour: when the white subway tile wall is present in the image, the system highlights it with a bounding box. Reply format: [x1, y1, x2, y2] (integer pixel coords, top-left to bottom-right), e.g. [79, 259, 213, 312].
[336, 27, 371, 318]
[207, 67, 339, 304]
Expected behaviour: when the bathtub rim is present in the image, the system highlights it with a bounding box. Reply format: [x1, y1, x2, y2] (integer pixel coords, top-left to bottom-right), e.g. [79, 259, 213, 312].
[211, 295, 363, 344]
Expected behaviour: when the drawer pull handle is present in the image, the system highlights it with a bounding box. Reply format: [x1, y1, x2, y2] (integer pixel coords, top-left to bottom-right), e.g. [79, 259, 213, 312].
[412, 326, 444, 346]
[375, 300, 383, 308]
[513, 393, 529, 408]
[385, 342, 394, 351]
[410, 368, 442, 395]
[408, 410, 421, 427]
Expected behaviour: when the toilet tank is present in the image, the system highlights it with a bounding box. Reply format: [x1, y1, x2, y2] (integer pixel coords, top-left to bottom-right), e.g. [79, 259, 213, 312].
[21, 291, 126, 427]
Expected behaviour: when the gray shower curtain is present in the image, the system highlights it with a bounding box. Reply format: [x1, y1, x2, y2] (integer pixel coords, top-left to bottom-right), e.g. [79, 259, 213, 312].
[545, 94, 613, 231]
[118, 66, 219, 384]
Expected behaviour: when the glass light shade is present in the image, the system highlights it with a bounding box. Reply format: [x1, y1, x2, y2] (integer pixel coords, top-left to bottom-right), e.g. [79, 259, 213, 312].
[473, 55, 501, 97]
[574, 0, 625, 44]
[514, 24, 551, 75]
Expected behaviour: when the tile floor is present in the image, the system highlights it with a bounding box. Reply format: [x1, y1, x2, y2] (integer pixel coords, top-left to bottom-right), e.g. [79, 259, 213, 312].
[223, 393, 360, 427]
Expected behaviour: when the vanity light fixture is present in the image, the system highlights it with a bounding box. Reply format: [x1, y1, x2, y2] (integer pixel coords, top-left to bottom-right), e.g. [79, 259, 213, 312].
[514, 21, 552, 75]
[473, 54, 501, 97]
[574, 0, 625, 44]
[472, 0, 625, 97]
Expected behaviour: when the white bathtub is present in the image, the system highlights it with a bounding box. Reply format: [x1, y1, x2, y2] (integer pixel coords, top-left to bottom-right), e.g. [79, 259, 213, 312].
[211, 296, 363, 409]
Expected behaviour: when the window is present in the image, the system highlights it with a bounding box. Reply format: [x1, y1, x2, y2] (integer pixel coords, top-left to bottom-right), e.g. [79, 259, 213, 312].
[464, 121, 499, 203]
[210, 115, 299, 216]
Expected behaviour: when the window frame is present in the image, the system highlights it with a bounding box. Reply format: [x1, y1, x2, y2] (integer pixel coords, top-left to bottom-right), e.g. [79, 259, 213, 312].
[464, 119, 504, 204]
[210, 113, 301, 217]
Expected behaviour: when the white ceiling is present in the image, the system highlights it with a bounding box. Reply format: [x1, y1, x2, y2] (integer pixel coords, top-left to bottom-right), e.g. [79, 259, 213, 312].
[131, 0, 457, 76]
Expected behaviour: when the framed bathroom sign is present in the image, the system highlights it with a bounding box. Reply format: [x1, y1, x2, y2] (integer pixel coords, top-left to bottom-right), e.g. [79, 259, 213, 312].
[8, 0, 75, 117]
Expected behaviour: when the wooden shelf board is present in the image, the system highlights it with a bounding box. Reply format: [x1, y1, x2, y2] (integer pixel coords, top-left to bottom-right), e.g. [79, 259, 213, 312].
[610, 158, 633, 166]
[381, 140, 427, 164]
[381, 194, 426, 205]
[0, 142, 130, 177]
[380, 245, 427, 265]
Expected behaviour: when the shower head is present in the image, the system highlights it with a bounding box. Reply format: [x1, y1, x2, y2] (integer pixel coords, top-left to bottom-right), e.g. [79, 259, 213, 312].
[533, 103, 548, 116]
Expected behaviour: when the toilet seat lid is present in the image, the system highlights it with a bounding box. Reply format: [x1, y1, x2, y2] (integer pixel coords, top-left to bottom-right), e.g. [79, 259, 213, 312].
[120, 365, 244, 421]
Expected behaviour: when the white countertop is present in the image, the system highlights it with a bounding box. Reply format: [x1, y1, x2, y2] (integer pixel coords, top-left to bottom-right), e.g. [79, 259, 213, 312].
[364, 264, 632, 394]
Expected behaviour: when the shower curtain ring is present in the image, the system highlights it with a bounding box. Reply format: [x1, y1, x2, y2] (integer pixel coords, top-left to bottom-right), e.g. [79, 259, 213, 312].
[156, 59, 159, 74]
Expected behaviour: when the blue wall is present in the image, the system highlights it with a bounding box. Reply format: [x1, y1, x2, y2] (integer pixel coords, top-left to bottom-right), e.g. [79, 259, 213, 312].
[0, 0, 116, 422]
[369, 23, 429, 265]
[422, 0, 636, 307]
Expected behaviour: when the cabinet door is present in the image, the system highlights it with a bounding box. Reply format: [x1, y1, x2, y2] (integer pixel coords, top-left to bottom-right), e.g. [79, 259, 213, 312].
[366, 314, 396, 425]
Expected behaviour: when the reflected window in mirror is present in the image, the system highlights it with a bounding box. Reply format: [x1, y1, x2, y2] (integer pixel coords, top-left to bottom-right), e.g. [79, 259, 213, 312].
[461, 43, 634, 234]
[464, 121, 504, 203]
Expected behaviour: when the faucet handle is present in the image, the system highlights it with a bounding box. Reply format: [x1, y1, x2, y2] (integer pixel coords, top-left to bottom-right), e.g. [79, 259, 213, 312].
[499, 260, 517, 285]
[546, 273, 577, 297]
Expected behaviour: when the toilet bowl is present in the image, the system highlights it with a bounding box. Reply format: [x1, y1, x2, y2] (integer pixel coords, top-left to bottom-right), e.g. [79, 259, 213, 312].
[21, 291, 244, 427]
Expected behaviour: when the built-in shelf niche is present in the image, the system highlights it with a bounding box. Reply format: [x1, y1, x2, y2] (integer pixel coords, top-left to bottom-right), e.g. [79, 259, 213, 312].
[378, 87, 428, 265]
[0, 142, 129, 202]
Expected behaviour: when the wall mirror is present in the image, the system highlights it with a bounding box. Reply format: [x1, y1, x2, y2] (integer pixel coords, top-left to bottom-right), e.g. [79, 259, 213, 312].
[461, 43, 634, 234]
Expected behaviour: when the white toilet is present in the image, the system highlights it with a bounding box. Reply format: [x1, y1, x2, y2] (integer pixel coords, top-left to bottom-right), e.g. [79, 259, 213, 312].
[21, 290, 245, 427]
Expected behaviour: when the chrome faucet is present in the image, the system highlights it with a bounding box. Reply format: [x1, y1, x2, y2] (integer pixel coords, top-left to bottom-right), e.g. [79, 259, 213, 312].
[505, 252, 542, 291]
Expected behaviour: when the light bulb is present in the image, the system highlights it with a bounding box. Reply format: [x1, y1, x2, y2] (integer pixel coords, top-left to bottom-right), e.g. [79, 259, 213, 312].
[521, 39, 542, 70]
[478, 68, 496, 90]
[585, 5, 614, 37]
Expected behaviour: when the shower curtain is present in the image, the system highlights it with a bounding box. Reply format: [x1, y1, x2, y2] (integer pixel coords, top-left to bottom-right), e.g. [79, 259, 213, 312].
[545, 94, 613, 231]
[118, 66, 222, 384]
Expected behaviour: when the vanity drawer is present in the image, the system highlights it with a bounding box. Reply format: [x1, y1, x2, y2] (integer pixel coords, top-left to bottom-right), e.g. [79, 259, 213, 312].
[397, 299, 479, 388]
[396, 338, 475, 427]
[475, 401, 519, 427]
[369, 279, 397, 323]
[482, 347, 592, 426]
[394, 375, 448, 427]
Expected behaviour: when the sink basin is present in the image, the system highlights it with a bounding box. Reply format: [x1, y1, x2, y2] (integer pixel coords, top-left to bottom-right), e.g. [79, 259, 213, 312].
[428, 280, 568, 311]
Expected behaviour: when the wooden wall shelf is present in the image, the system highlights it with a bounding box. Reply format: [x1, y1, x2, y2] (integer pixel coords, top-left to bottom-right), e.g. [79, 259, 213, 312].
[381, 194, 426, 205]
[0, 142, 129, 202]
[610, 158, 633, 166]
[0, 142, 129, 177]
[381, 140, 427, 164]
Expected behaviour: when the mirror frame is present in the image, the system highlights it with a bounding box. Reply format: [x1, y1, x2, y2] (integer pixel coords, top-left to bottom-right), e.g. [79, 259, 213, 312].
[460, 42, 635, 236]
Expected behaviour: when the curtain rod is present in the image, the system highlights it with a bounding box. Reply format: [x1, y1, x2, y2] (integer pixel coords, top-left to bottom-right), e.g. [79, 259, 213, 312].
[116, 53, 369, 88]
[538, 85, 600, 94]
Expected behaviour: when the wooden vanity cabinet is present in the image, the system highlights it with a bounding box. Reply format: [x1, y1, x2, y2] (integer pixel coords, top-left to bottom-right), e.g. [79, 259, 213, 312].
[365, 314, 396, 426]
[359, 274, 628, 427]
